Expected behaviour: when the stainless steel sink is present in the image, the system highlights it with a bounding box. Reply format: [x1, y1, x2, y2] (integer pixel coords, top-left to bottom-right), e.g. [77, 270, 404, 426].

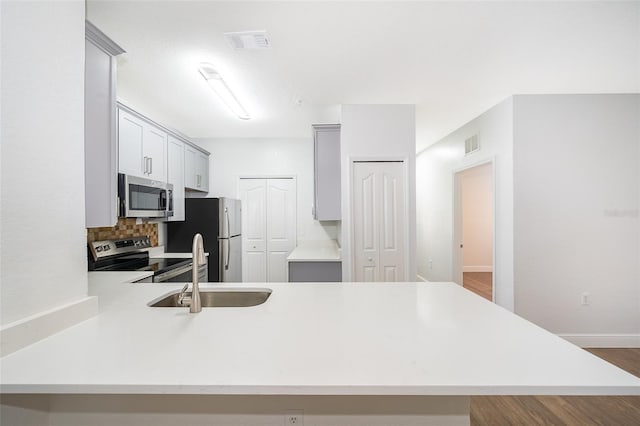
[148, 289, 272, 308]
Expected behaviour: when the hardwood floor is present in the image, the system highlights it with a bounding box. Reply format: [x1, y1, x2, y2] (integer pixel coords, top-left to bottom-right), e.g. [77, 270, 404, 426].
[463, 272, 492, 301]
[470, 348, 640, 425]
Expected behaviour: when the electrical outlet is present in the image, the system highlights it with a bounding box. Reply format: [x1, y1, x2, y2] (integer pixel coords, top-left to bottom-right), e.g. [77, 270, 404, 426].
[581, 292, 590, 306]
[284, 410, 304, 425]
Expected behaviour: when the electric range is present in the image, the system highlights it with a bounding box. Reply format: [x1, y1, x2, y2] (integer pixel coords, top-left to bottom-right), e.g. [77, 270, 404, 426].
[88, 236, 207, 283]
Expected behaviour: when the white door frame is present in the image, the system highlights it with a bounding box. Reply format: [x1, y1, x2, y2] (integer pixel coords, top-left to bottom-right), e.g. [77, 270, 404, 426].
[452, 157, 496, 301]
[350, 157, 410, 281]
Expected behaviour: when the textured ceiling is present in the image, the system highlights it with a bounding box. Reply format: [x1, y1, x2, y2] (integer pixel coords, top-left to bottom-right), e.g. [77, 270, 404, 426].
[87, 1, 640, 152]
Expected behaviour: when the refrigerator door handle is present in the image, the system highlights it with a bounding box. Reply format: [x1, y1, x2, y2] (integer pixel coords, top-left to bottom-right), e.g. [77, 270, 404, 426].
[225, 207, 230, 239]
[224, 238, 230, 270]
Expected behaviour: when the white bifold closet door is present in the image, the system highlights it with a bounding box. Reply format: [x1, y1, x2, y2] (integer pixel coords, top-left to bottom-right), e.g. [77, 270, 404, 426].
[353, 161, 406, 282]
[239, 178, 296, 282]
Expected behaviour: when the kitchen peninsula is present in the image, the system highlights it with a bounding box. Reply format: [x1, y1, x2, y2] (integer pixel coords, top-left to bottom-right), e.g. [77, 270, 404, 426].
[1, 277, 639, 426]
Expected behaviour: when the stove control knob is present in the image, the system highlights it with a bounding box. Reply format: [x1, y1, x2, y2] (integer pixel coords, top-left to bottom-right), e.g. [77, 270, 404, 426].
[96, 246, 103, 252]
[103, 245, 110, 251]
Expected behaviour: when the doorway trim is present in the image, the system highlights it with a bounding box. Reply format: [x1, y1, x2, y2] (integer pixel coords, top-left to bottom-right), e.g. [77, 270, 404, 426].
[452, 157, 496, 301]
[349, 157, 410, 281]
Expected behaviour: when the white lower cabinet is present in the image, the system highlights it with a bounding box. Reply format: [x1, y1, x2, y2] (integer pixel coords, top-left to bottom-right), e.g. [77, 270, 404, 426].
[167, 136, 185, 222]
[288, 261, 342, 282]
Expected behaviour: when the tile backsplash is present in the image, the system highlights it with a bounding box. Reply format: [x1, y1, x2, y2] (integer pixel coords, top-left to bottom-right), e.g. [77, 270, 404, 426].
[87, 218, 159, 246]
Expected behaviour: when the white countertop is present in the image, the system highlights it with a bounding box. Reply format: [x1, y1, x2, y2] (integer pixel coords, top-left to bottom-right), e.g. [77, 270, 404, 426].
[287, 240, 341, 262]
[1, 278, 638, 396]
[147, 246, 208, 259]
[88, 271, 154, 285]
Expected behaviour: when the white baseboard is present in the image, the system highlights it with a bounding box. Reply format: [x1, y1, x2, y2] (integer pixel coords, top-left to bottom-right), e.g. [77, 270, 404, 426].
[416, 274, 429, 282]
[558, 334, 640, 348]
[462, 266, 493, 273]
[0, 296, 98, 356]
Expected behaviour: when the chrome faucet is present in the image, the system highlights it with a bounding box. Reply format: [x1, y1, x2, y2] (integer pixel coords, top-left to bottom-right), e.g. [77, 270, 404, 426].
[177, 233, 205, 313]
[190, 233, 205, 313]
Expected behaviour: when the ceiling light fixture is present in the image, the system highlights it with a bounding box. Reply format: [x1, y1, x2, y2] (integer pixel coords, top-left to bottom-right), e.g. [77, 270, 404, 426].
[198, 63, 250, 120]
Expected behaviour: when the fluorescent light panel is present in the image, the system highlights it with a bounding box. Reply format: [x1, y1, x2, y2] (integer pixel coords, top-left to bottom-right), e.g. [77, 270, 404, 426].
[198, 63, 250, 120]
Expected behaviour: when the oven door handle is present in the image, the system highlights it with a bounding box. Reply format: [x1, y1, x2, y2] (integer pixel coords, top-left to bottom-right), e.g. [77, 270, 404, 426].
[153, 263, 193, 282]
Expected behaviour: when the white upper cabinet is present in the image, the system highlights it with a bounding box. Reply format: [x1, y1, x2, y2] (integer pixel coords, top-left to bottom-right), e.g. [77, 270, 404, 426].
[118, 107, 167, 181]
[84, 21, 124, 228]
[313, 124, 341, 221]
[185, 145, 210, 192]
[196, 151, 209, 192]
[118, 110, 144, 177]
[184, 145, 197, 189]
[143, 125, 167, 181]
[167, 136, 185, 222]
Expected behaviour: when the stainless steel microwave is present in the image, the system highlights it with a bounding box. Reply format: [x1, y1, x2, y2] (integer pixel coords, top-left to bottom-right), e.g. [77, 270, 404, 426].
[118, 173, 173, 219]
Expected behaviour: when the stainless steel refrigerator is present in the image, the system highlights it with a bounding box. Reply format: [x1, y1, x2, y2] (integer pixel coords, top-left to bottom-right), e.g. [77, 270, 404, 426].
[166, 197, 242, 282]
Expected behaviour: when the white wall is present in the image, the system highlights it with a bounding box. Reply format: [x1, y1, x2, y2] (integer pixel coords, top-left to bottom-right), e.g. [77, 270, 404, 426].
[191, 137, 338, 243]
[0, 1, 88, 325]
[340, 105, 416, 282]
[416, 98, 514, 309]
[513, 94, 640, 341]
[461, 163, 493, 272]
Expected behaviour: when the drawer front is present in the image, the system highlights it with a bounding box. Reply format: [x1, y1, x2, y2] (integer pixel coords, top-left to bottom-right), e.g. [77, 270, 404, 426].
[288, 261, 342, 283]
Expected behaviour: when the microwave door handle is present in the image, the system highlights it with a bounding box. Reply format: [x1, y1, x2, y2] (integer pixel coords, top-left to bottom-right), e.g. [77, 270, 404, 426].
[160, 190, 166, 211]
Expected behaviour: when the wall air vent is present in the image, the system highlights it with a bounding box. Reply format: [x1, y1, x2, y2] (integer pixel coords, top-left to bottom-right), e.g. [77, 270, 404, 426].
[464, 134, 480, 155]
[224, 31, 271, 50]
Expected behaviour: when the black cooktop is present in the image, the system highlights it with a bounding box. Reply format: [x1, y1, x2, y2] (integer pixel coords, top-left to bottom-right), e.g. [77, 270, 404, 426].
[89, 251, 191, 274]
[87, 236, 191, 275]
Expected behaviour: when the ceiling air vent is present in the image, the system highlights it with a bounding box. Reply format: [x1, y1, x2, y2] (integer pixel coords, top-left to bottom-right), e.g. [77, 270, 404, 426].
[224, 31, 271, 50]
[465, 134, 480, 155]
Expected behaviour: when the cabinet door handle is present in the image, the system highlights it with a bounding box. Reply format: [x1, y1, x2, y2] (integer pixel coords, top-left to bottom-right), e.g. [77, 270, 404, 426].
[143, 156, 148, 174]
[149, 158, 153, 175]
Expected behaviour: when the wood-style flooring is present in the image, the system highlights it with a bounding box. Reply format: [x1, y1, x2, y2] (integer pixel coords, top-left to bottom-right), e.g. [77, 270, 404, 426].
[470, 348, 640, 425]
[463, 272, 492, 301]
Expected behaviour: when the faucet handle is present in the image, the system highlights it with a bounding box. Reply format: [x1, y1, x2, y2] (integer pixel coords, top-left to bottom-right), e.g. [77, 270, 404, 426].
[178, 283, 191, 306]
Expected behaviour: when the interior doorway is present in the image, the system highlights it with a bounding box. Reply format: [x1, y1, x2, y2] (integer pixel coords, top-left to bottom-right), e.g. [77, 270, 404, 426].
[453, 161, 494, 301]
[238, 177, 297, 282]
